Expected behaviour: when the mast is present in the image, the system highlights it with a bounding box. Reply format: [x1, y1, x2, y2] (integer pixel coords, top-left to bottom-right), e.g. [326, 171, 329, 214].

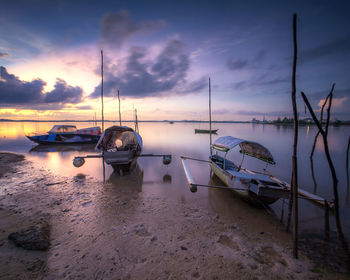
[209, 77, 212, 156]
[118, 89, 122, 126]
[101, 49, 104, 132]
[134, 108, 139, 133]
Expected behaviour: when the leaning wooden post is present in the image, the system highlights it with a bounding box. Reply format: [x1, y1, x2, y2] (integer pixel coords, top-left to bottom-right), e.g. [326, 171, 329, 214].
[291, 13, 299, 259]
[301, 87, 350, 269]
[310, 94, 331, 193]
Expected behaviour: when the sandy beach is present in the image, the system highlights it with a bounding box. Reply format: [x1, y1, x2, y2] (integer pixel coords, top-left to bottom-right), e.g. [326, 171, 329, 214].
[0, 152, 348, 279]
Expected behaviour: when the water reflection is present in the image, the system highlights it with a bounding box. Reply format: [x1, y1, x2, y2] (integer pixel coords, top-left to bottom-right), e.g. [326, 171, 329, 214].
[29, 143, 96, 153]
[107, 161, 144, 193]
[0, 121, 349, 237]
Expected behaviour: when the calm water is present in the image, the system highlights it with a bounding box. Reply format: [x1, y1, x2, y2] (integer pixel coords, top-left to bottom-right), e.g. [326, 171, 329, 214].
[0, 121, 349, 238]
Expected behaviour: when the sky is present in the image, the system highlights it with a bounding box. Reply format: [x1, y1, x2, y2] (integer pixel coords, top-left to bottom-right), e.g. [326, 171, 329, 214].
[0, 0, 349, 121]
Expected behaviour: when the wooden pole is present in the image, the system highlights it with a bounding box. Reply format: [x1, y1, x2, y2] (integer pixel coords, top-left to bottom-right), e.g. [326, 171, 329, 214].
[291, 13, 299, 259]
[118, 89, 122, 126]
[324, 199, 330, 241]
[346, 137, 350, 204]
[101, 49, 104, 132]
[209, 77, 212, 156]
[310, 95, 330, 192]
[301, 88, 350, 269]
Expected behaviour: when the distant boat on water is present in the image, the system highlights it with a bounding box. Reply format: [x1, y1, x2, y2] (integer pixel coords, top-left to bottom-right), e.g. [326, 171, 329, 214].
[26, 125, 101, 145]
[194, 128, 218, 134]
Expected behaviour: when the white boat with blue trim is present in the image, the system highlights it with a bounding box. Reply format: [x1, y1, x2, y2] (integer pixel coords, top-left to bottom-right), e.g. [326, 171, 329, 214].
[181, 136, 331, 207]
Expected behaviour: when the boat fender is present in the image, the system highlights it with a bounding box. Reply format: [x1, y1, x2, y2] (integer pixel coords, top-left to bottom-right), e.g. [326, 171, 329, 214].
[190, 184, 197, 193]
[73, 157, 85, 168]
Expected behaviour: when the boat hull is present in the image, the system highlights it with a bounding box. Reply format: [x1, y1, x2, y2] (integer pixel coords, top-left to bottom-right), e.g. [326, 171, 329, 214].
[195, 129, 218, 134]
[209, 160, 280, 205]
[27, 134, 100, 145]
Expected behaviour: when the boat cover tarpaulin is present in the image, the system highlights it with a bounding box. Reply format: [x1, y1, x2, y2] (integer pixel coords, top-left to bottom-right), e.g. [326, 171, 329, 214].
[75, 127, 101, 135]
[48, 125, 101, 135]
[95, 126, 142, 151]
[212, 136, 275, 164]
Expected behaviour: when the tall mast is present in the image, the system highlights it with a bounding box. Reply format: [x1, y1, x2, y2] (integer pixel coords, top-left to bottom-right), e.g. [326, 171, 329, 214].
[101, 49, 104, 132]
[118, 89, 122, 126]
[209, 77, 212, 156]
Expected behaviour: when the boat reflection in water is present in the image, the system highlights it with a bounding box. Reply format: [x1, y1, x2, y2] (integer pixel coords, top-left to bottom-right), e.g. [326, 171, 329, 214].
[28, 143, 96, 153]
[207, 174, 287, 237]
[106, 161, 144, 193]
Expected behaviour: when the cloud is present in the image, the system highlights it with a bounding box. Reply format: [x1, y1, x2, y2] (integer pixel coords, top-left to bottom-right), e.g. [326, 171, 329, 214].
[231, 75, 288, 91]
[0, 66, 83, 109]
[227, 49, 266, 71]
[90, 39, 206, 98]
[235, 110, 291, 116]
[100, 10, 166, 47]
[318, 96, 349, 113]
[227, 58, 248, 70]
[301, 37, 350, 63]
[0, 52, 9, 58]
[74, 105, 93, 110]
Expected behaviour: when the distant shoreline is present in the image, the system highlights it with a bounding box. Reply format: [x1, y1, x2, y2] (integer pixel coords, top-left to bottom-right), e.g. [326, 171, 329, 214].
[0, 119, 349, 126]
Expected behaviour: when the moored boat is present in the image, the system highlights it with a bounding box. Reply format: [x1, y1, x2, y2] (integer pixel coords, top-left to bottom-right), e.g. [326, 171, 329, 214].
[95, 125, 143, 172]
[194, 128, 218, 134]
[26, 125, 101, 145]
[181, 136, 331, 207]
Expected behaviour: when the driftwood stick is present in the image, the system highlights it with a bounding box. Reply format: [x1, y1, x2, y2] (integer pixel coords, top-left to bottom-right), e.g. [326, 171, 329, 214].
[291, 13, 299, 259]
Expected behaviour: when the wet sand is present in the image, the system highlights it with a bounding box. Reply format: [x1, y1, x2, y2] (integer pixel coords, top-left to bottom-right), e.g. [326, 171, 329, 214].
[0, 152, 348, 279]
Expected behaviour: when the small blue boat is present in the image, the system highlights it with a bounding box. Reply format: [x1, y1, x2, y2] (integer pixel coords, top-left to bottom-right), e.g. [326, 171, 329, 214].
[26, 125, 101, 145]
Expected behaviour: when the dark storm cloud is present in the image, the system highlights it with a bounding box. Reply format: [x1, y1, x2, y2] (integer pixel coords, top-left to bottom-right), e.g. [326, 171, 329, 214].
[0, 52, 9, 58]
[301, 37, 350, 63]
[0, 66, 83, 109]
[0, 66, 45, 103]
[91, 39, 206, 98]
[44, 78, 82, 103]
[227, 50, 266, 71]
[101, 10, 166, 47]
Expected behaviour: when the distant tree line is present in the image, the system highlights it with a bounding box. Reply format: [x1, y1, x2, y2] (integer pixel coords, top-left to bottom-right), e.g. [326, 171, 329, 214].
[252, 117, 349, 126]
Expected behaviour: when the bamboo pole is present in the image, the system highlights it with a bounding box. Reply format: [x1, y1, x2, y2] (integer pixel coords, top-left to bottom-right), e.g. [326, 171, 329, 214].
[101, 49, 104, 132]
[291, 13, 299, 259]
